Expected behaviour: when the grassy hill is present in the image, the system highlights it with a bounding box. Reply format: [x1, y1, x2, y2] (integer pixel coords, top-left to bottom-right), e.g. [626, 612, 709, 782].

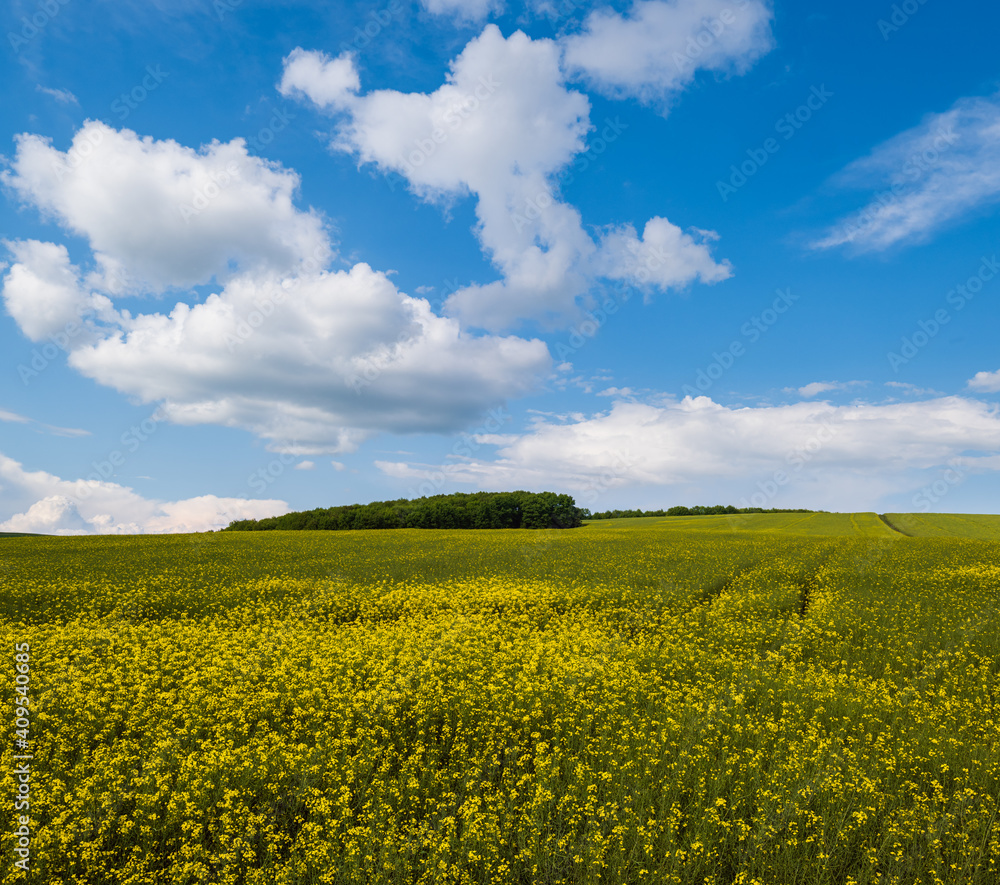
[585, 511, 1000, 538]
[881, 513, 1000, 539]
[584, 511, 898, 536]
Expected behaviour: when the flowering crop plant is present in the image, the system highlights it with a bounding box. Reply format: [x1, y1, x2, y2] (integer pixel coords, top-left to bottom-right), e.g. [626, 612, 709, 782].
[1, 516, 998, 883]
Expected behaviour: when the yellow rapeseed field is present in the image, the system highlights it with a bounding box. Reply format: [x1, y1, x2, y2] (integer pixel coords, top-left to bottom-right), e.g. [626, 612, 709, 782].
[1, 521, 998, 883]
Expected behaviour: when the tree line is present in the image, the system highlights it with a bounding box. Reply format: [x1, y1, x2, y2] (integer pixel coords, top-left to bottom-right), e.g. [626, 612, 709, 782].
[222, 491, 586, 532]
[585, 505, 817, 519]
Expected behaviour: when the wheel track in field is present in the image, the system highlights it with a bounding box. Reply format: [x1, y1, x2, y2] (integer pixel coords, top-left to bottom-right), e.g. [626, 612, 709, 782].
[796, 544, 842, 618]
[877, 514, 912, 536]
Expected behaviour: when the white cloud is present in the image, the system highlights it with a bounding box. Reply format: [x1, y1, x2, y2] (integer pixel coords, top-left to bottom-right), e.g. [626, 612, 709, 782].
[376, 395, 1000, 511]
[36, 85, 79, 105]
[2, 123, 552, 453]
[294, 460, 316, 470]
[421, 0, 501, 21]
[594, 217, 732, 294]
[328, 24, 731, 330]
[278, 48, 360, 110]
[2, 122, 330, 292]
[813, 93, 1000, 252]
[62, 262, 549, 454]
[795, 381, 838, 398]
[0, 405, 89, 437]
[561, 0, 774, 106]
[0, 452, 286, 535]
[968, 369, 1000, 393]
[1, 240, 115, 341]
[338, 26, 587, 200]
[793, 380, 866, 398]
[885, 381, 943, 397]
[3, 496, 94, 534]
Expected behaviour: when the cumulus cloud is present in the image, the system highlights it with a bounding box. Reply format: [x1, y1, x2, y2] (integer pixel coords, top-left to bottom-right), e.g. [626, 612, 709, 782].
[278, 48, 360, 110]
[593, 217, 732, 296]
[968, 369, 1000, 393]
[63, 262, 549, 454]
[338, 26, 587, 200]
[376, 395, 1000, 511]
[2, 122, 330, 292]
[0, 452, 286, 535]
[561, 0, 774, 106]
[813, 93, 1000, 252]
[328, 24, 731, 330]
[2, 123, 552, 453]
[1, 240, 115, 341]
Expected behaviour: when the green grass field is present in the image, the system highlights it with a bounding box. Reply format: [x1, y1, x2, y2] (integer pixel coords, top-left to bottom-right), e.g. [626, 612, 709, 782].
[882, 513, 1000, 539]
[2, 521, 999, 884]
[587, 511, 897, 536]
[588, 511, 1000, 539]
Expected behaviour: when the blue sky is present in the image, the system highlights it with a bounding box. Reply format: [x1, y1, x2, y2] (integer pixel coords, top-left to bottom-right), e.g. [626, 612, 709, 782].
[2, 0, 1000, 533]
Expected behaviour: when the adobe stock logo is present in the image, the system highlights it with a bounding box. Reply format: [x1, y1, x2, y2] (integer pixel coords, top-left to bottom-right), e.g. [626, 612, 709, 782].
[878, 0, 931, 40]
[337, 0, 404, 54]
[111, 65, 169, 121]
[716, 86, 833, 202]
[177, 163, 242, 224]
[397, 76, 500, 178]
[75, 407, 169, 500]
[912, 460, 965, 512]
[887, 255, 999, 372]
[7, 0, 71, 53]
[671, 1, 754, 73]
[682, 289, 798, 397]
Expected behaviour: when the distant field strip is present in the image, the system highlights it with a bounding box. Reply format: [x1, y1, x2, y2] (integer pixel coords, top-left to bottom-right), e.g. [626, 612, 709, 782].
[884, 513, 1000, 539]
[588, 511, 898, 537]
